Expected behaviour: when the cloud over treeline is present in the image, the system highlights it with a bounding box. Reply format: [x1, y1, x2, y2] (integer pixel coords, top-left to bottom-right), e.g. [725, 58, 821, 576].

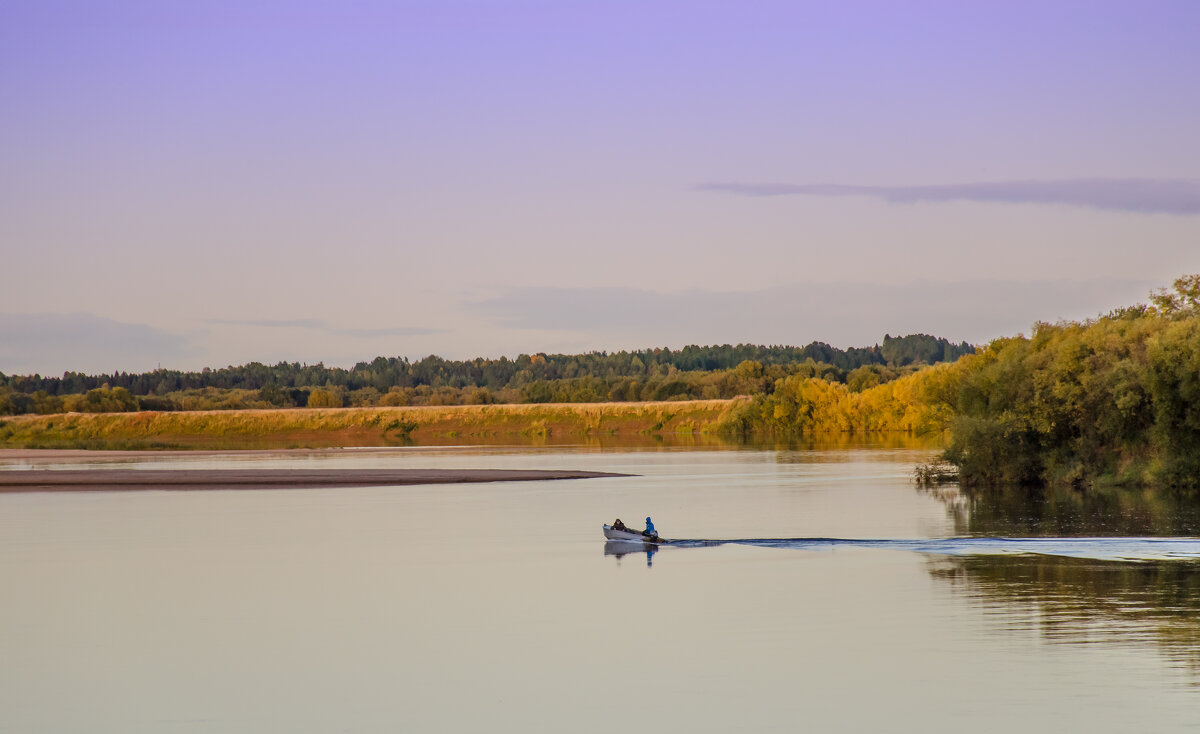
[697, 179, 1200, 215]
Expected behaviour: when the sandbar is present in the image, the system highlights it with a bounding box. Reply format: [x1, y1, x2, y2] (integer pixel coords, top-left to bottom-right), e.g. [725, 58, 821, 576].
[0, 468, 632, 492]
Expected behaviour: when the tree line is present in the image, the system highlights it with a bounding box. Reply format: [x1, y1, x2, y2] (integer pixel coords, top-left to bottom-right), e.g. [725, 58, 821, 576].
[0, 334, 972, 414]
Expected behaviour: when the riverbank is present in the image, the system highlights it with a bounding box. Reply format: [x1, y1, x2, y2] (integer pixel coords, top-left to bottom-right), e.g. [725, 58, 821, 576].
[0, 400, 741, 450]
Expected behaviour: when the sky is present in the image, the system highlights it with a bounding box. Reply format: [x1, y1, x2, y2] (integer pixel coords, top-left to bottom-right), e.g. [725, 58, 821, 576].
[2, 0, 1199, 375]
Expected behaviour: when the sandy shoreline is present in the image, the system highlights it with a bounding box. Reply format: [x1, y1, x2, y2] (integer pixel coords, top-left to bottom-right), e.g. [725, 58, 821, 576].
[0, 458, 633, 494]
[0, 467, 632, 492]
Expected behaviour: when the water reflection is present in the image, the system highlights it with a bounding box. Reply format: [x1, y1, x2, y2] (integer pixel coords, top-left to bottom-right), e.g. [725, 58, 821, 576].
[770, 432, 944, 457]
[604, 540, 659, 567]
[930, 554, 1200, 676]
[0, 431, 951, 456]
[921, 480, 1200, 676]
[923, 483, 1200, 537]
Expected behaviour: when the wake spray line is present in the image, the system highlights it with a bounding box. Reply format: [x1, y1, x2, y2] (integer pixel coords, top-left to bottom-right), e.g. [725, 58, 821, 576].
[649, 536, 1200, 562]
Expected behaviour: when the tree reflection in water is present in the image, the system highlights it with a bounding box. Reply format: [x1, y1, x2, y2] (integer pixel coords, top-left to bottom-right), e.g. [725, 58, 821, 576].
[924, 481, 1200, 675]
[929, 554, 1200, 675]
[922, 482, 1200, 537]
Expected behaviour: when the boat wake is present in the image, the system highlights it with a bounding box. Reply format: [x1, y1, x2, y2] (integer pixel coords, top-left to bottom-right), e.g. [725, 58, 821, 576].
[656, 536, 1200, 562]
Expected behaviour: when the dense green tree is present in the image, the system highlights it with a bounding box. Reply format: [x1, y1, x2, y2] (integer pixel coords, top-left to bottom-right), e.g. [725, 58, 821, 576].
[936, 277, 1200, 488]
[62, 386, 139, 413]
[306, 388, 345, 409]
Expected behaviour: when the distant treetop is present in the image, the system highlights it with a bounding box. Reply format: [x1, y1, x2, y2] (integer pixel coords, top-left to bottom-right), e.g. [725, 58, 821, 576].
[0, 335, 974, 399]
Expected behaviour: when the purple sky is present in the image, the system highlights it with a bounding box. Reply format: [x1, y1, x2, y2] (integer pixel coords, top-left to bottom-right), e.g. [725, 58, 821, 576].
[2, 1, 1199, 374]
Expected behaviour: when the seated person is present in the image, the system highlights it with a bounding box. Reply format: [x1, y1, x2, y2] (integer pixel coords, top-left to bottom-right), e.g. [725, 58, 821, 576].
[612, 518, 627, 531]
[643, 516, 657, 538]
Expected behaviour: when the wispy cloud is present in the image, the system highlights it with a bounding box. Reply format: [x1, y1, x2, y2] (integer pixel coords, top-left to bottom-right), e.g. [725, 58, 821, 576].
[207, 319, 442, 338]
[696, 178, 1200, 215]
[0, 313, 194, 375]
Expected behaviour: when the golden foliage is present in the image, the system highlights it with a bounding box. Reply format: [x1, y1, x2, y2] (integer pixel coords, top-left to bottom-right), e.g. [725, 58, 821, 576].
[0, 400, 737, 450]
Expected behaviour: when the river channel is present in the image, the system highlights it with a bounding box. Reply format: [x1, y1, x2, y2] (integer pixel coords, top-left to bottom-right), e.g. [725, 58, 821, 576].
[2, 442, 1199, 732]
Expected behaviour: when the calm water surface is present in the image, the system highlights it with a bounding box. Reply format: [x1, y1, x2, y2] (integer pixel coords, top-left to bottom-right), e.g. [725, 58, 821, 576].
[3, 444, 1200, 732]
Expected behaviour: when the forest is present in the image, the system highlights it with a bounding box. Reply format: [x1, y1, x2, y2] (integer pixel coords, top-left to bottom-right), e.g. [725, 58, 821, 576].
[0, 334, 971, 414]
[719, 275, 1200, 489]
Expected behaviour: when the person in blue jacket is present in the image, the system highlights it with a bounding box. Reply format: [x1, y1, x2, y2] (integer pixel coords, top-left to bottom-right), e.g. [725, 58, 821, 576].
[644, 516, 657, 538]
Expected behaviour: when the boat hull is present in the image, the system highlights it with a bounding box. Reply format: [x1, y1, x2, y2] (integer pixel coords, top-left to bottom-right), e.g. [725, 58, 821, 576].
[603, 524, 663, 542]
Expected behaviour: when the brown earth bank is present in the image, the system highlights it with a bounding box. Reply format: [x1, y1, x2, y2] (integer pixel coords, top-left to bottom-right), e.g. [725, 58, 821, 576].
[0, 467, 633, 492]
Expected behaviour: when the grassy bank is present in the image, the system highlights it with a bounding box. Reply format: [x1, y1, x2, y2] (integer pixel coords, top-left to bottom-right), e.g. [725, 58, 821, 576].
[0, 399, 743, 450]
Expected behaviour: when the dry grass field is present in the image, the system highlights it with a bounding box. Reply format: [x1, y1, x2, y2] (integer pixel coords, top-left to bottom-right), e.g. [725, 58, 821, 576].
[0, 399, 744, 450]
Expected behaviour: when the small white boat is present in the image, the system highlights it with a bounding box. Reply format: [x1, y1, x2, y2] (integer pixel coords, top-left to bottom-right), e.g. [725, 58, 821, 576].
[603, 524, 664, 543]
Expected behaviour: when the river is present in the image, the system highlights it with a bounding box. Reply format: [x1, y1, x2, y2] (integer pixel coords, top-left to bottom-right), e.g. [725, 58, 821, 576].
[2, 442, 1199, 732]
